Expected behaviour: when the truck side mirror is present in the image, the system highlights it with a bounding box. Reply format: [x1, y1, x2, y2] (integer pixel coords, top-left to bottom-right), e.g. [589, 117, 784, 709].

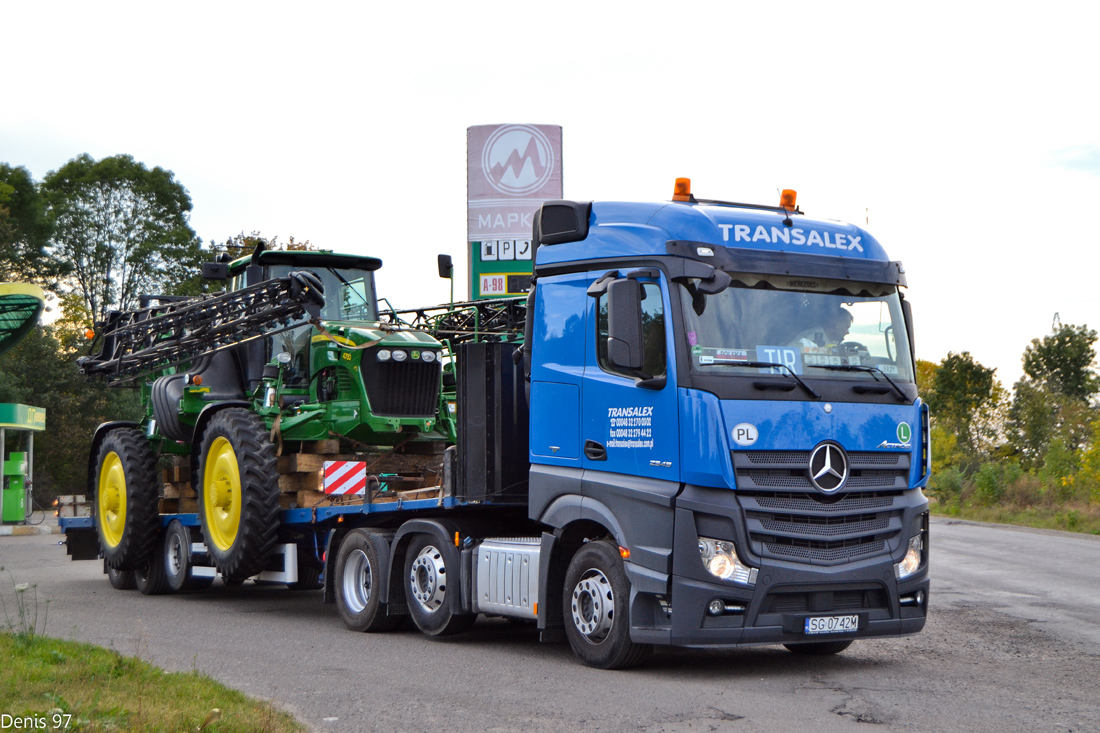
[437, 254, 453, 279]
[202, 262, 229, 280]
[901, 297, 916, 365]
[607, 279, 644, 370]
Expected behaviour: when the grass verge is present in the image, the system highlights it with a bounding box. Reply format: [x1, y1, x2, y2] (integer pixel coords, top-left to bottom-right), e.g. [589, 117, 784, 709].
[930, 498, 1100, 535]
[0, 632, 303, 732]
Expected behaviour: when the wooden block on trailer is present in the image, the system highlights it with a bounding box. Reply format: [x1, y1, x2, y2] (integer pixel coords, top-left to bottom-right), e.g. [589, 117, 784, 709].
[163, 482, 195, 499]
[159, 498, 179, 513]
[179, 498, 199, 513]
[278, 471, 323, 493]
[301, 439, 341, 454]
[277, 453, 356, 473]
[295, 490, 333, 508]
[278, 493, 296, 509]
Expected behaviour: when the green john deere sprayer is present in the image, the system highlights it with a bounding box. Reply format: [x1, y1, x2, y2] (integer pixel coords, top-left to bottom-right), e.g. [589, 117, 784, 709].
[76, 243, 470, 586]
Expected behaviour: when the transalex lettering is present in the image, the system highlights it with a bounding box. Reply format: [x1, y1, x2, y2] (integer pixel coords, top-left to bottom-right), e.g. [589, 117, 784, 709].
[717, 224, 863, 252]
[607, 407, 655, 418]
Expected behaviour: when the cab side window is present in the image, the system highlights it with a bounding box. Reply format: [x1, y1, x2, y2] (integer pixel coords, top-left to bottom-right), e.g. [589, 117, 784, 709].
[597, 282, 667, 378]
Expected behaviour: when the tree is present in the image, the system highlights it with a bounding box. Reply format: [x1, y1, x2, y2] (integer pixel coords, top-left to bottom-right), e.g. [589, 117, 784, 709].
[927, 351, 1003, 458]
[42, 154, 203, 323]
[1021, 323, 1099, 402]
[0, 163, 62, 284]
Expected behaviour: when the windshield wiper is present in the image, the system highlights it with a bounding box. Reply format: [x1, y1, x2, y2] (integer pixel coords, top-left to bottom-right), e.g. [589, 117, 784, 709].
[327, 268, 371, 309]
[709, 361, 821, 399]
[816, 364, 909, 402]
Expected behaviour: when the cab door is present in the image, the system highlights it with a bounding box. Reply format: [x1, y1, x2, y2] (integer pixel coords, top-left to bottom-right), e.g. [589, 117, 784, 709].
[581, 271, 680, 482]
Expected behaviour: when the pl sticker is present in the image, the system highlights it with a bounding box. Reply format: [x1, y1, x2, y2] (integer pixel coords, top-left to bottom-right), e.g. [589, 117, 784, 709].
[732, 423, 758, 446]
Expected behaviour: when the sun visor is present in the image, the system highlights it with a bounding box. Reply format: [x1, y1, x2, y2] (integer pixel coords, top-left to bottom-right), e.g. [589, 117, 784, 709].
[666, 241, 907, 288]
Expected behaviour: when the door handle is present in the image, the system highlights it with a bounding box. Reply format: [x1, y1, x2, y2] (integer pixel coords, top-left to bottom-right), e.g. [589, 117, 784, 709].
[584, 440, 607, 461]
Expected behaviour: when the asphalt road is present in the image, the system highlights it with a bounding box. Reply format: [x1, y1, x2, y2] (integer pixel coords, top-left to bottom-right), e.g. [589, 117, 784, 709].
[2, 517, 1098, 732]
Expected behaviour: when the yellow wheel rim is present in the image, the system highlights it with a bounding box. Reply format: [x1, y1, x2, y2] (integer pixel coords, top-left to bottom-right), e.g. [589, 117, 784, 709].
[204, 436, 242, 552]
[98, 451, 127, 548]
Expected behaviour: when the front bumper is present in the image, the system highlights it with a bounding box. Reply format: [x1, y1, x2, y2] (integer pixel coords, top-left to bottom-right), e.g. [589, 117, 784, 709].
[630, 483, 930, 647]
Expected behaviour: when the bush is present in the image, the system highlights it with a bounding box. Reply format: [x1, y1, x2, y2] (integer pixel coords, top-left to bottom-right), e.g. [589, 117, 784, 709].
[971, 460, 1023, 506]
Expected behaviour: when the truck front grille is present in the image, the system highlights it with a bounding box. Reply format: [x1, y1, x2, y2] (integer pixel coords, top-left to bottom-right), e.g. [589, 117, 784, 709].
[737, 488, 906, 566]
[359, 359, 441, 417]
[734, 451, 910, 492]
[732, 449, 912, 566]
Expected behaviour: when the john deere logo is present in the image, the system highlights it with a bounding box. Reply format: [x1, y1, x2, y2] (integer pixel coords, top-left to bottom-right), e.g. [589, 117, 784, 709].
[897, 422, 912, 444]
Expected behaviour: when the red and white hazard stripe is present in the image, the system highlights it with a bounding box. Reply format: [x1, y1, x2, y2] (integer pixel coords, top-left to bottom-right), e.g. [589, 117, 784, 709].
[323, 461, 367, 495]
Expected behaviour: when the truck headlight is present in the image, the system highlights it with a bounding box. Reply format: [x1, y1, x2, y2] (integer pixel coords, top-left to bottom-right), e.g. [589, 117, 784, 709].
[698, 537, 757, 586]
[894, 534, 923, 579]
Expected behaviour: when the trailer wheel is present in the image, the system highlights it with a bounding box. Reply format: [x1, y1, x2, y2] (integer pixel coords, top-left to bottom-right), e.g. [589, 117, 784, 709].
[94, 429, 160, 571]
[563, 540, 651, 669]
[336, 530, 400, 632]
[197, 408, 280, 583]
[783, 640, 853, 656]
[107, 565, 136, 590]
[404, 534, 476, 636]
[164, 520, 214, 591]
[135, 533, 173, 596]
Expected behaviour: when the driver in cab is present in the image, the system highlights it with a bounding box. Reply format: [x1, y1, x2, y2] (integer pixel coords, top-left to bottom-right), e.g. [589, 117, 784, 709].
[791, 306, 853, 350]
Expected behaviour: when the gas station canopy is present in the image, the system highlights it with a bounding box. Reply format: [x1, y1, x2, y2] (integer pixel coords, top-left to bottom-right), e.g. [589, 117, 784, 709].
[0, 283, 45, 358]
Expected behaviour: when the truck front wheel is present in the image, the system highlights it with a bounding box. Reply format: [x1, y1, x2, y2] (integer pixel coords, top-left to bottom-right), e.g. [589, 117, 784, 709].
[563, 540, 651, 669]
[335, 530, 400, 632]
[404, 534, 476, 636]
[197, 408, 280, 583]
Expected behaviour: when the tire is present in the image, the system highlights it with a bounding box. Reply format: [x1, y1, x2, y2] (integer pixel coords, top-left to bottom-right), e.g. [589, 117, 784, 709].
[135, 533, 173, 596]
[287, 564, 322, 591]
[94, 429, 160, 571]
[196, 408, 280, 583]
[563, 540, 651, 669]
[335, 530, 401, 632]
[106, 565, 136, 590]
[164, 520, 214, 592]
[404, 534, 476, 636]
[783, 640, 854, 656]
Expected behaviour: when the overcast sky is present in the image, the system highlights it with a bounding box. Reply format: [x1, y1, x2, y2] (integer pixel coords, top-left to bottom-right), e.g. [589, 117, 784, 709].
[4, 2, 1099, 388]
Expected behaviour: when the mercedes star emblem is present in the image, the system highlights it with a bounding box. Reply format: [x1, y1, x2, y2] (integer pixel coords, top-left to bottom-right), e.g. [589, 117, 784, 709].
[809, 442, 849, 494]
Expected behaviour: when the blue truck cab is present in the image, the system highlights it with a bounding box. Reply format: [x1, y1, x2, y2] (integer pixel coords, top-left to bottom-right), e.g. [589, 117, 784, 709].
[525, 182, 929, 662]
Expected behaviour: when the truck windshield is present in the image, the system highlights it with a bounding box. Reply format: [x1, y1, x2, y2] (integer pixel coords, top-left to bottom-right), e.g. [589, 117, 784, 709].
[680, 272, 914, 383]
[267, 264, 378, 322]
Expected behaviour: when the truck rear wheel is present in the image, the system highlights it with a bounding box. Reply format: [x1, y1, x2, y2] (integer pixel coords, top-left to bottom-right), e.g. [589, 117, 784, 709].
[563, 540, 651, 669]
[197, 408, 280, 583]
[404, 534, 476, 636]
[94, 429, 160, 571]
[336, 530, 400, 632]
